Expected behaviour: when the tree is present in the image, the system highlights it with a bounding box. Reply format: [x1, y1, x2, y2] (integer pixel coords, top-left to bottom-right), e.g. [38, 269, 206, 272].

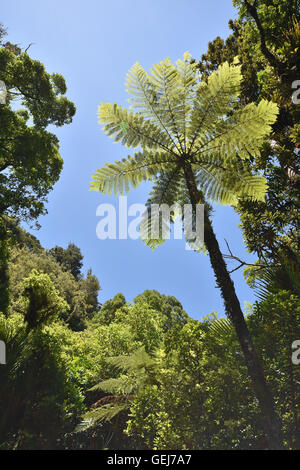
[20, 269, 69, 329]
[0, 32, 76, 222]
[97, 293, 126, 325]
[80, 268, 101, 318]
[0, 27, 75, 314]
[49, 243, 84, 279]
[90, 55, 283, 448]
[133, 290, 189, 331]
[9, 243, 100, 330]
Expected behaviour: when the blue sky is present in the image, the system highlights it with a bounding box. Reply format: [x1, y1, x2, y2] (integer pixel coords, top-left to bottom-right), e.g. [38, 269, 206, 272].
[2, 0, 258, 319]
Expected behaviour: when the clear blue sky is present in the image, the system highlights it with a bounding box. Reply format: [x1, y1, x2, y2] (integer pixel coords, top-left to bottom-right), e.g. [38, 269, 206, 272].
[2, 0, 258, 319]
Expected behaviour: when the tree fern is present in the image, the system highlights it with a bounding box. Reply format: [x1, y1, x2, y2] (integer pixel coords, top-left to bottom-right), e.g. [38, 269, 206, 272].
[80, 347, 156, 426]
[91, 53, 278, 248]
[90, 53, 284, 448]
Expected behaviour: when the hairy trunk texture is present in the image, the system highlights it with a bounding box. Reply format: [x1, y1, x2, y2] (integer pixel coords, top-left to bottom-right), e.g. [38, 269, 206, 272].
[183, 162, 283, 450]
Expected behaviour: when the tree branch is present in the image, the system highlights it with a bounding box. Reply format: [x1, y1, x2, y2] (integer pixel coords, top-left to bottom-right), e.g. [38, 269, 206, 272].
[244, 0, 283, 72]
[223, 239, 280, 273]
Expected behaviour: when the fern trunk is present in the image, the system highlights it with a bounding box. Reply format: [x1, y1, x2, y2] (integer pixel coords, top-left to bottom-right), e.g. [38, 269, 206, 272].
[183, 162, 283, 450]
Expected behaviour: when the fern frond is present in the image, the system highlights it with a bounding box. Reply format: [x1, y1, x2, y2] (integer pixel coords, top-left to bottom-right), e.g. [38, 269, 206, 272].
[139, 167, 183, 249]
[90, 151, 175, 195]
[209, 317, 234, 341]
[194, 163, 268, 206]
[253, 250, 300, 301]
[106, 346, 155, 372]
[149, 58, 186, 152]
[83, 402, 129, 423]
[98, 102, 175, 152]
[175, 55, 198, 151]
[126, 62, 178, 150]
[90, 376, 134, 395]
[195, 99, 279, 160]
[82, 348, 156, 426]
[188, 61, 242, 151]
[182, 203, 207, 254]
[74, 418, 95, 433]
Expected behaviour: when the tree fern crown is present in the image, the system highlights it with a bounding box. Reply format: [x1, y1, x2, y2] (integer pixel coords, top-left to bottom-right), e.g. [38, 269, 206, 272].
[90, 52, 278, 247]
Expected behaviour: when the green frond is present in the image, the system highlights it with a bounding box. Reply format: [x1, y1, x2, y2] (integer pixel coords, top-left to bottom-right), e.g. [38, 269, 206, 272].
[253, 250, 300, 301]
[106, 346, 155, 372]
[139, 167, 183, 249]
[90, 151, 174, 195]
[209, 317, 234, 341]
[125, 62, 178, 147]
[83, 402, 129, 424]
[98, 102, 174, 151]
[182, 203, 207, 254]
[90, 376, 134, 395]
[82, 347, 156, 427]
[195, 99, 279, 160]
[139, 206, 167, 250]
[149, 58, 186, 152]
[194, 163, 268, 206]
[126, 54, 198, 153]
[175, 55, 198, 151]
[74, 418, 95, 433]
[187, 61, 242, 151]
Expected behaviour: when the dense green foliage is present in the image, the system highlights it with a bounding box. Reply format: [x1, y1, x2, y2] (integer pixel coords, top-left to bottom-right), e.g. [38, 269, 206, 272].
[0, 27, 75, 223]
[9, 241, 100, 331]
[1, 230, 299, 449]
